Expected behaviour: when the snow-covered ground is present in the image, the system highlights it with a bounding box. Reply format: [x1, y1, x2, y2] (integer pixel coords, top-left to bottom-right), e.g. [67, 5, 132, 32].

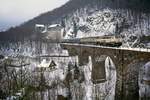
[0, 41, 68, 57]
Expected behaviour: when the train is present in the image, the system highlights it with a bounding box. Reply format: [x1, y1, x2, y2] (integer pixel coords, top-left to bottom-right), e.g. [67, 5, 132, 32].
[61, 36, 122, 47]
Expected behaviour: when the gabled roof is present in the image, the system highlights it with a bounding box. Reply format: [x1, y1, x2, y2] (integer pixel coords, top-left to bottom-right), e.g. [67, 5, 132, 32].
[49, 60, 57, 68]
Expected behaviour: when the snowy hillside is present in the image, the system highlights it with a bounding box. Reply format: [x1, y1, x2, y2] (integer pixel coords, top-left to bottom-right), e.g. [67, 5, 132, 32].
[62, 8, 150, 48]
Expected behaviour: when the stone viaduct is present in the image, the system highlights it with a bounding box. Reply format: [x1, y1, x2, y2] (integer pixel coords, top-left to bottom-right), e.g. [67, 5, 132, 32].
[60, 43, 150, 100]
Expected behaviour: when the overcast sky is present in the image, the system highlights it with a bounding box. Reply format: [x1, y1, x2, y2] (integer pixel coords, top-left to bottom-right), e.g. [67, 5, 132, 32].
[0, 0, 69, 31]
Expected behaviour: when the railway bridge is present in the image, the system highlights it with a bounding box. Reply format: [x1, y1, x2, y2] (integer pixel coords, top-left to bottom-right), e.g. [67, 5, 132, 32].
[60, 43, 150, 100]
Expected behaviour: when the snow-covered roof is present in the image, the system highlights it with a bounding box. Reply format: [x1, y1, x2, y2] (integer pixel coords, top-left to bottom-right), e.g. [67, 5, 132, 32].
[38, 59, 49, 68]
[35, 24, 45, 28]
[48, 24, 61, 28]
